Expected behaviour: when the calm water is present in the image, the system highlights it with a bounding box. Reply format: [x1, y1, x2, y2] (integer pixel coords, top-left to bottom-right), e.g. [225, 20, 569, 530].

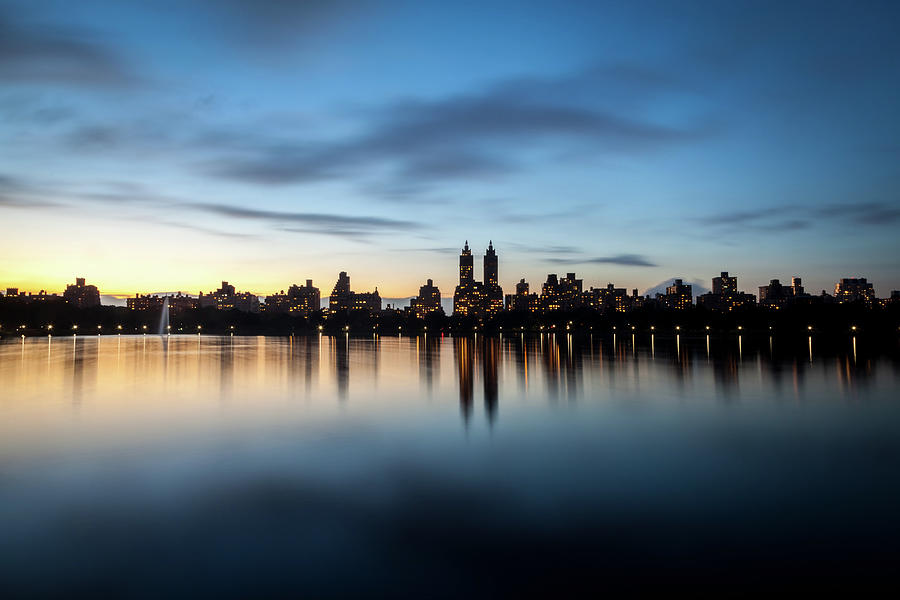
[1, 333, 899, 596]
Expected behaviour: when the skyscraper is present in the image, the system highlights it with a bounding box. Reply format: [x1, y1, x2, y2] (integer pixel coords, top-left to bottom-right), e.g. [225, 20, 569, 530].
[711, 272, 737, 295]
[453, 241, 493, 317]
[409, 279, 442, 319]
[459, 241, 473, 283]
[484, 241, 497, 286]
[483, 241, 503, 315]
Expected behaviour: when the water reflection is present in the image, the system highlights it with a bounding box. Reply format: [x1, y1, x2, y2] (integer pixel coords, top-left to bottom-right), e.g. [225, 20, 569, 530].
[3, 334, 894, 422]
[1, 334, 899, 596]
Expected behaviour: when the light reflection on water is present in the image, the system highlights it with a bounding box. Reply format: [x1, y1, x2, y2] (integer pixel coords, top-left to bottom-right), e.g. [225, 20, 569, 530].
[1, 334, 899, 596]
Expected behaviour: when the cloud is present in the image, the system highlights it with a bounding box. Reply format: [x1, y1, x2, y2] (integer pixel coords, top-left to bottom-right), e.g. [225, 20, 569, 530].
[816, 202, 900, 225]
[544, 254, 657, 267]
[203, 63, 714, 190]
[197, 0, 370, 49]
[700, 201, 900, 232]
[184, 202, 420, 242]
[0, 173, 58, 208]
[187, 202, 416, 230]
[406, 247, 460, 254]
[0, 7, 140, 87]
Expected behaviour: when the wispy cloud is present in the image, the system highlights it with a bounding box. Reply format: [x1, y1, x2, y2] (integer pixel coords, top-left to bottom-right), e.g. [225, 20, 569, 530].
[202, 63, 714, 191]
[186, 202, 417, 231]
[0, 7, 141, 87]
[698, 201, 900, 232]
[544, 253, 657, 267]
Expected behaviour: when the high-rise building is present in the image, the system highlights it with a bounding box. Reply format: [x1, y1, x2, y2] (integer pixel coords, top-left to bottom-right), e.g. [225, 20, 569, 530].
[699, 272, 755, 311]
[586, 283, 628, 313]
[199, 281, 259, 313]
[128, 292, 197, 313]
[506, 278, 538, 312]
[790, 276, 805, 297]
[459, 241, 473, 283]
[484, 241, 498, 286]
[834, 278, 875, 306]
[711, 272, 737, 296]
[483, 241, 503, 315]
[540, 272, 582, 311]
[758, 279, 789, 309]
[453, 241, 492, 317]
[329, 272, 380, 313]
[63, 277, 101, 308]
[659, 279, 692, 310]
[409, 279, 442, 319]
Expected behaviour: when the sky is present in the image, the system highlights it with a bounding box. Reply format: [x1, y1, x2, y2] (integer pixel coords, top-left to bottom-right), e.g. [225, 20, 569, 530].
[1, 0, 899, 301]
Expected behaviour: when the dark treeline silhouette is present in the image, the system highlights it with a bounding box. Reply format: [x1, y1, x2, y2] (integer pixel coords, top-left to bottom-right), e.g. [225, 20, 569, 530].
[1, 297, 899, 341]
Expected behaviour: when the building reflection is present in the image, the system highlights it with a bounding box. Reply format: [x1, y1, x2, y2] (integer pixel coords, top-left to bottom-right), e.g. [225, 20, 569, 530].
[219, 335, 234, 401]
[480, 336, 499, 424]
[0, 333, 892, 434]
[68, 336, 99, 408]
[333, 334, 349, 400]
[454, 336, 474, 425]
[418, 334, 440, 394]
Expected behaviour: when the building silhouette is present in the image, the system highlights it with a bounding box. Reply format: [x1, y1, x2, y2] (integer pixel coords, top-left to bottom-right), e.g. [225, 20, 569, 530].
[453, 241, 488, 316]
[128, 292, 196, 312]
[265, 280, 320, 315]
[698, 272, 756, 311]
[409, 279, 442, 319]
[585, 283, 629, 313]
[658, 279, 692, 310]
[505, 278, 539, 312]
[483, 241, 503, 315]
[834, 278, 875, 306]
[329, 272, 381, 313]
[199, 281, 259, 313]
[63, 277, 101, 308]
[540, 273, 582, 311]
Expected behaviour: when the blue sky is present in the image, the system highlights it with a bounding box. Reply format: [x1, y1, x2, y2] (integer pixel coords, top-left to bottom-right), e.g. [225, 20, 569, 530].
[1, 0, 898, 299]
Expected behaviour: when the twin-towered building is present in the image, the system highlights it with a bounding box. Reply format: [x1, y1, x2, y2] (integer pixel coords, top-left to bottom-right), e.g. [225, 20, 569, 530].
[453, 241, 504, 317]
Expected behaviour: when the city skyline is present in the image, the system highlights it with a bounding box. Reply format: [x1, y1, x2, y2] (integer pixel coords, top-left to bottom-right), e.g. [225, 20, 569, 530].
[1, 1, 899, 297]
[2, 240, 896, 315]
